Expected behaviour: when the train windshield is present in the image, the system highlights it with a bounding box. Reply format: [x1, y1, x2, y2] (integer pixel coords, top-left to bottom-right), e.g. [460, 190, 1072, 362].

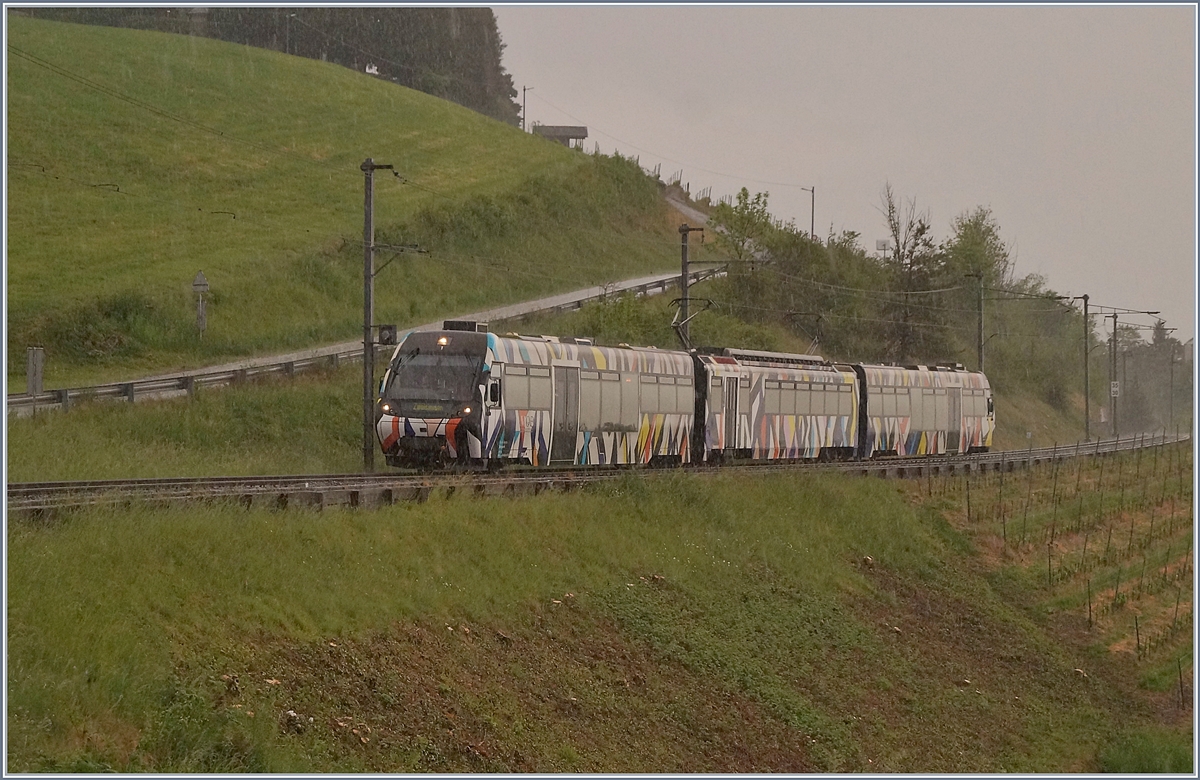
[383, 332, 486, 416]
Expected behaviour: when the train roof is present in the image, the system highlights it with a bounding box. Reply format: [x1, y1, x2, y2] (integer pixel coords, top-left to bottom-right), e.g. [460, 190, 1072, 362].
[695, 346, 836, 369]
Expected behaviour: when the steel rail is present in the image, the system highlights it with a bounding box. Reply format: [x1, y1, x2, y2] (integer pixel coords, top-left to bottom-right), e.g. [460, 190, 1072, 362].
[9, 433, 1187, 514]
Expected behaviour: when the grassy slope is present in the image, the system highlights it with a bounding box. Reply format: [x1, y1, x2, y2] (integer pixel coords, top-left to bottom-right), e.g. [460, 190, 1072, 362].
[6, 16, 680, 386]
[5, 367, 1193, 771]
[8, 465, 1191, 772]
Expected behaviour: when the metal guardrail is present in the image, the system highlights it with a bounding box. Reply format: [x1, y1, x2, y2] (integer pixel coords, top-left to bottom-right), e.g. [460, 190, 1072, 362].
[7, 268, 723, 414]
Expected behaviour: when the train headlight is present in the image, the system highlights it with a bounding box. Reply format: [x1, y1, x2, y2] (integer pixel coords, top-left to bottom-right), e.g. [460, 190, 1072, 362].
[437, 336, 449, 346]
[381, 403, 391, 413]
[462, 406, 471, 415]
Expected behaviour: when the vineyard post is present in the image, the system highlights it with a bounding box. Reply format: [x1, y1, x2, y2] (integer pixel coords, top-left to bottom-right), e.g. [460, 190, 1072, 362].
[1023, 455, 1035, 547]
[1162, 466, 1170, 528]
[1047, 542, 1052, 589]
[1135, 614, 1141, 655]
[1096, 456, 1107, 527]
[1117, 452, 1126, 520]
[1087, 578, 1093, 628]
[1178, 657, 1185, 709]
[1075, 446, 1086, 532]
[1154, 430, 1161, 477]
[1177, 431, 1185, 498]
[966, 470, 972, 524]
[1136, 436, 1145, 506]
[1049, 443, 1060, 544]
[998, 453, 1006, 530]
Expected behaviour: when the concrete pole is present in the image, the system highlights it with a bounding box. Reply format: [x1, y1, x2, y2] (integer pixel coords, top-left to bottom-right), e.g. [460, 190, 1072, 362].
[1110, 313, 1119, 438]
[1082, 294, 1090, 441]
[809, 186, 815, 239]
[977, 276, 985, 373]
[363, 158, 377, 472]
[679, 223, 690, 344]
[1169, 342, 1175, 430]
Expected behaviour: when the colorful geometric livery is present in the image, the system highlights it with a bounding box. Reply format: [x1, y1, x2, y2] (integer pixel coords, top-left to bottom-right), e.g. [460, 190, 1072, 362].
[697, 351, 859, 461]
[853, 364, 994, 457]
[376, 327, 694, 467]
[375, 323, 994, 467]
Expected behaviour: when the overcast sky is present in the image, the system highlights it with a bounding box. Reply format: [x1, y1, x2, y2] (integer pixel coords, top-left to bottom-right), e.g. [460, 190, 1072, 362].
[494, 5, 1197, 343]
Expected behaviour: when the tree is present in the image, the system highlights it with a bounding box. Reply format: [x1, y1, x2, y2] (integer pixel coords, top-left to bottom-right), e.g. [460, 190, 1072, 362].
[878, 183, 947, 363]
[942, 206, 1012, 287]
[711, 187, 773, 267]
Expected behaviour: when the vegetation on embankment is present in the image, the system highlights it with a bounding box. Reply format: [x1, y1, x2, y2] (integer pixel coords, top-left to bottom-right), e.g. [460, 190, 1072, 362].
[7, 16, 681, 387]
[1, 289, 1160, 486]
[693, 186, 1192, 438]
[8, 461, 1192, 772]
[5, 367, 363, 482]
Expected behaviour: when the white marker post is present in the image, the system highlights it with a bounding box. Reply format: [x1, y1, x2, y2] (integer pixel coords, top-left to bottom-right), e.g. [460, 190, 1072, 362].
[193, 271, 209, 339]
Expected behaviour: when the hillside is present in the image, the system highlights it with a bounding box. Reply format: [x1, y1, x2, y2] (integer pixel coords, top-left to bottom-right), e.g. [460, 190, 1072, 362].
[16, 8, 522, 124]
[7, 462, 1191, 772]
[6, 16, 682, 386]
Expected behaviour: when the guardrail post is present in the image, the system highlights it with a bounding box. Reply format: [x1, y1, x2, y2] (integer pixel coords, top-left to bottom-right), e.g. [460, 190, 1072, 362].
[122, 383, 135, 402]
[182, 376, 196, 398]
[234, 369, 248, 384]
[57, 388, 70, 411]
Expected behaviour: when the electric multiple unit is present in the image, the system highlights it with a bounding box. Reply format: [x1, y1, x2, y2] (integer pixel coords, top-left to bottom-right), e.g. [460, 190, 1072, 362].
[375, 321, 994, 468]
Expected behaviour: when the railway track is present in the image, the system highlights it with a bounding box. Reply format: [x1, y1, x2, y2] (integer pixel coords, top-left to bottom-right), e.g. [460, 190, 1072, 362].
[7, 432, 1188, 515]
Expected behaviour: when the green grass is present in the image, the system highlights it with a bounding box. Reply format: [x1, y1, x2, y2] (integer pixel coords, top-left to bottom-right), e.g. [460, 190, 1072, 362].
[7, 361, 1189, 770]
[6, 367, 363, 481]
[7, 16, 681, 386]
[9, 468, 1189, 771]
[1098, 725, 1193, 773]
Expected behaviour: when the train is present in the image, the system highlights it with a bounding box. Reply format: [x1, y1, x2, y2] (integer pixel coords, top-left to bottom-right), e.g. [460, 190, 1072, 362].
[375, 320, 994, 468]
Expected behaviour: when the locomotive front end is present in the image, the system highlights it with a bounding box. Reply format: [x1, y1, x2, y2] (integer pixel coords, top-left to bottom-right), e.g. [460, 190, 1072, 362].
[376, 329, 488, 467]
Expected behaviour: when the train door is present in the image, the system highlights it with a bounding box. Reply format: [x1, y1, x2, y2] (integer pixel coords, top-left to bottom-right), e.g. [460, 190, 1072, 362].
[551, 366, 580, 463]
[947, 387, 962, 454]
[723, 375, 739, 452]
